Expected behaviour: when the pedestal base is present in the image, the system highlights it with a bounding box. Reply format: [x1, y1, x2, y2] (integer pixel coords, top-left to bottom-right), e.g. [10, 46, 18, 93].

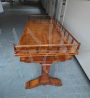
[25, 64, 62, 89]
[25, 76, 62, 89]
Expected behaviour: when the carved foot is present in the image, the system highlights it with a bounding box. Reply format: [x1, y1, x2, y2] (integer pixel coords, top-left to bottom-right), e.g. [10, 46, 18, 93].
[49, 77, 62, 86]
[25, 77, 40, 89]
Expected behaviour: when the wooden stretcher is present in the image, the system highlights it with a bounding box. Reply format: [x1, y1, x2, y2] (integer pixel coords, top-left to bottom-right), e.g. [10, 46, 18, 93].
[13, 18, 80, 89]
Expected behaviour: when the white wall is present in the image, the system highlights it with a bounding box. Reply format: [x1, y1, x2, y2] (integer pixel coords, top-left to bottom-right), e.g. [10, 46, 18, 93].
[0, 1, 3, 13]
[55, 0, 62, 21]
[63, 0, 90, 79]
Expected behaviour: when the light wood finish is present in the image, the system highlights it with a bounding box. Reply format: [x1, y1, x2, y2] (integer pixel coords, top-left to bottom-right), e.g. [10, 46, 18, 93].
[13, 18, 80, 89]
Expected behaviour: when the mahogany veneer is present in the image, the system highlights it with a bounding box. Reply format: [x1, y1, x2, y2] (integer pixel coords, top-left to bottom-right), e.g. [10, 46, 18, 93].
[14, 18, 80, 89]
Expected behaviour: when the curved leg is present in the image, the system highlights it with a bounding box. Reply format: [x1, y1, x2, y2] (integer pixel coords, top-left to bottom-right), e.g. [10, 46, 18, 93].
[25, 77, 41, 89]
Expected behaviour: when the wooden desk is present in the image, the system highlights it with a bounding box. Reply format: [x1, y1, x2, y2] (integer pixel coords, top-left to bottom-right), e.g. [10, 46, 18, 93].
[14, 18, 80, 89]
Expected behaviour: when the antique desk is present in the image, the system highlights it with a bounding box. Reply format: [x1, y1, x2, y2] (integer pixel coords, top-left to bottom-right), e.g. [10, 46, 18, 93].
[13, 18, 80, 89]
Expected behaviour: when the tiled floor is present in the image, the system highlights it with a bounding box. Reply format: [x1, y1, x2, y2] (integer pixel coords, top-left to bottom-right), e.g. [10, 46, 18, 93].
[0, 4, 90, 98]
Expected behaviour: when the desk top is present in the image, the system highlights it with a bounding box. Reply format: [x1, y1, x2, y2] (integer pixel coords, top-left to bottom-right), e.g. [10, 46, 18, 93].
[19, 19, 62, 45]
[14, 19, 80, 63]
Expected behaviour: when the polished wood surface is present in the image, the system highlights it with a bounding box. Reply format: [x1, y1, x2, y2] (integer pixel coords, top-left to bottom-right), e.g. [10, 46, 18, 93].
[14, 18, 80, 89]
